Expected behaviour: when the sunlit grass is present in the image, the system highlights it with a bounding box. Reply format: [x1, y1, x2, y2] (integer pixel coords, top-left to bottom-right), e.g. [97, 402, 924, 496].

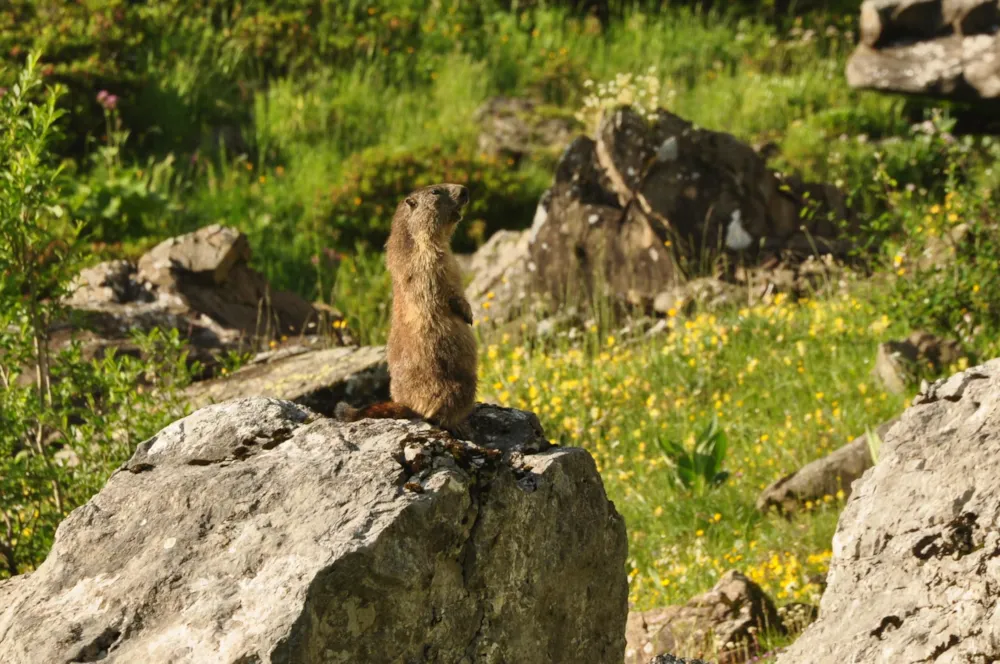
[478, 288, 910, 609]
[9, 0, 1000, 626]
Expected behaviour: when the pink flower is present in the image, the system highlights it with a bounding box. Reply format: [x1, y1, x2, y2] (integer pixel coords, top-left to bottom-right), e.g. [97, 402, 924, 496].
[97, 90, 118, 110]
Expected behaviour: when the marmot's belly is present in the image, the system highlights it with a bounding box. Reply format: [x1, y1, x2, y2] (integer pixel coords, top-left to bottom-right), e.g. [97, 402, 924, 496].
[388, 318, 477, 423]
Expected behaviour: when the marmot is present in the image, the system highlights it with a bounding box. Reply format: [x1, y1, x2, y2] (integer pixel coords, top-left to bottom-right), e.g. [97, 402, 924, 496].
[336, 183, 478, 435]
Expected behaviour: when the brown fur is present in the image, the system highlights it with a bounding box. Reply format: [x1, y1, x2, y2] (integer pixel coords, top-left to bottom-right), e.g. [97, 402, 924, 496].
[335, 401, 421, 422]
[337, 183, 477, 431]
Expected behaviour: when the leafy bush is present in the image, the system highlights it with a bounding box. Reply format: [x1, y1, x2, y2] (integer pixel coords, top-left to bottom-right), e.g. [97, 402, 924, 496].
[0, 0, 514, 160]
[322, 144, 549, 253]
[885, 187, 1000, 359]
[65, 101, 188, 243]
[0, 56, 193, 577]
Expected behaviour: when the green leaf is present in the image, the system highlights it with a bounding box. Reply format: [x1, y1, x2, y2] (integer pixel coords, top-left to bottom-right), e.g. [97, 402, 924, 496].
[866, 427, 883, 464]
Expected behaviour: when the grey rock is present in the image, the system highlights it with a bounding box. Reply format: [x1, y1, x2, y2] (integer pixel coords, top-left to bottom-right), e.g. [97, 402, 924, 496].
[874, 340, 911, 395]
[860, 0, 948, 47]
[848, 34, 1000, 100]
[463, 229, 535, 325]
[61, 225, 347, 379]
[529, 133, 678, 311]
[625, 570, 782, 664]
[860, 0, 999, 47]
[0, 398, 628, 664]
[777, 358, 1000, 663]
[137, 224, 251, 287]
[183, 345, 388, 417]
[475, 96, 576, 161]
[65, 259, 149, 307]
[873, 330, 965, 395]
[528, 108, 858, 313]
[756, 418, 900, 513]
[849, 0, 1000, 100]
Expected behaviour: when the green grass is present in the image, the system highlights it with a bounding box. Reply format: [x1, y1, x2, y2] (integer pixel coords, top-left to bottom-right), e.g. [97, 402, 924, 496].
[4, 3, 1000, 656]
[478, 287, 909, 613]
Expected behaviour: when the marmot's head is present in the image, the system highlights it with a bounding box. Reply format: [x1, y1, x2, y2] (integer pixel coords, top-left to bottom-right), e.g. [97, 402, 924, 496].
[394, 183, 469, 245]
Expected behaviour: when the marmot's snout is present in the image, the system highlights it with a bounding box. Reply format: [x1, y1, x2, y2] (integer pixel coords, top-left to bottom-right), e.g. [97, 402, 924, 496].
[440, 183, 468, 209]
[441, 184, 469, 224]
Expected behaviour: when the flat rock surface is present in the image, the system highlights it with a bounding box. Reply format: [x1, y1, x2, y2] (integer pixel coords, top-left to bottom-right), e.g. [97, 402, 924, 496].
[183, 345, 388, 416]
[777, 359, 1000, 663]
[0, 398, 628, 664]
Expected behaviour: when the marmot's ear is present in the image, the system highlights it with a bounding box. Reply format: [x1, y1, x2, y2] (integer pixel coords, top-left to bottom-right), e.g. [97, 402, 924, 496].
[405, 197, 417, 209]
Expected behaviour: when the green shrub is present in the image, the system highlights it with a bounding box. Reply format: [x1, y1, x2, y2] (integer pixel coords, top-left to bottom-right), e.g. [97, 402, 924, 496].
[885, 187, 1000, 359]
[656, 416, 730, 491]
[0, 0, 512, 160]
[0, 56, 194, 577]
[321, 143, 549, 253]
[65, 102, 188, 243]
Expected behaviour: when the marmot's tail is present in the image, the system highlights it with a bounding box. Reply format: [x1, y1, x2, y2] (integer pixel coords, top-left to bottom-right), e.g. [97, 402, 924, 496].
[334, 401, 422, 422]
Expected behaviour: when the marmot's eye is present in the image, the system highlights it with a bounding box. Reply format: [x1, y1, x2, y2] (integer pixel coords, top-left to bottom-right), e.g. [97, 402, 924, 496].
[432, 188, 443, 196]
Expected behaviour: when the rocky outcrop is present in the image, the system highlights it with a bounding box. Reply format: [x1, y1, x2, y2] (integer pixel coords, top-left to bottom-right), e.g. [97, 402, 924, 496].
[756, 419, 899, 513]
[848, 0, 1000, 101]
[777, 359, 1000, 663]
[625, 571, 783, 664]
[528, 108, 858, 311]
[65, 225, 348, 374]
[183, 345, 388, 416]
[0, 398, 628, 664]
[873, 330, 965, 394]
[463, 229, 535, 325]
[475, 97, 577, 162]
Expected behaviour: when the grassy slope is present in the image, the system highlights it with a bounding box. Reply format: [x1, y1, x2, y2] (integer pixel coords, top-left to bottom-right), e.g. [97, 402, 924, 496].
[5, 2, 1000, 655]
[480, 290, 906, 609]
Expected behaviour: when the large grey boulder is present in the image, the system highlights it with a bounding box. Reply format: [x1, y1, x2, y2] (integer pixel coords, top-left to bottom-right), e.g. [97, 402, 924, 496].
[63, 225, 350, 378]
[0, 398, 628, 664]
[777, 359, 1000, 663]
[528, 109, 858, 312]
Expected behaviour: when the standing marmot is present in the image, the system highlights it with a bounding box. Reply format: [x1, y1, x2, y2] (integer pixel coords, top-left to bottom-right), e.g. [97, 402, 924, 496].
[336, 183, 478, 434]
